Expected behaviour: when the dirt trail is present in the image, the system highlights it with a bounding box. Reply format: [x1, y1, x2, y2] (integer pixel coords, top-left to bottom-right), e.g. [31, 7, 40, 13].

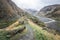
[19, 24, 34, 40]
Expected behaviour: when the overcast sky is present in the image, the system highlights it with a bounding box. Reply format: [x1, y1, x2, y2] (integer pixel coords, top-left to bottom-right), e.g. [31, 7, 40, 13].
[12, 0, 60, 11]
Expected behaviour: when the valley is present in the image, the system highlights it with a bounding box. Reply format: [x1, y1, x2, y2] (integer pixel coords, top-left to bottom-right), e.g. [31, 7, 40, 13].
[0, 0, 60, 40]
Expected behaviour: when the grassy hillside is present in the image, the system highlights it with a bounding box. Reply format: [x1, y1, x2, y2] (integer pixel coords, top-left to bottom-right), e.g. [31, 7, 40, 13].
[0, 0, 27, 40]
[28, 19, 60, 40]
[0, 0, 60, 40]
[0, 25, 27, 40]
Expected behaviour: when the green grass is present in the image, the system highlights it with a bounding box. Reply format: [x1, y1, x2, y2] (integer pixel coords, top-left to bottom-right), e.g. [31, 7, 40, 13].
[0, 19, 17, 28]
[28, 21, 54, 40]
[0, 24, 27, 40]
[0, 29, 12, 40]
[10, 27, 27, 40]
[30, 17, 45, 27]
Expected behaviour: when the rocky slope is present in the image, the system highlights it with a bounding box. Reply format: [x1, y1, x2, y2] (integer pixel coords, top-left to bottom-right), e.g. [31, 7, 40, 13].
[0, 0, 25, 28]
[0, 0, 27, 40]
[37, 4, 60, 18]
[37, 4, 60, 25]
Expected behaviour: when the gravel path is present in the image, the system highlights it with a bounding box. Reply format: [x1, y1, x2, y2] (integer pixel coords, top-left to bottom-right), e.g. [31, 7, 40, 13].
[19, 24, 34, 40]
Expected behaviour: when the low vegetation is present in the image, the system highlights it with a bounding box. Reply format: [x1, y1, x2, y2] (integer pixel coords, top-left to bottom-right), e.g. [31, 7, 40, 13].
[0, 19, 17, 29]
[28, 20, 60, 40]
[0, 25, 27, 40]
[0, 0, 60, 40]
[25, 13, 45, 27]
[0, 18, 28, 40]
[10, 26, 27, 40]
[29, 16, 45, 27]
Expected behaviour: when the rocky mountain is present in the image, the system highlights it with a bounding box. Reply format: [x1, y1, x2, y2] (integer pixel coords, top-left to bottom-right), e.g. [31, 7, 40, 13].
[37, 4, 60, 17]
[0, 0, 60, 40]
[37, 4, 60, 27]
[25, 9, 37, 15]
[0, 0, 25, 28]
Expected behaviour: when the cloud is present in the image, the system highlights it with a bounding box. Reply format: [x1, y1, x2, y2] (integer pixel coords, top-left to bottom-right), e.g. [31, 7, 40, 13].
[12, 0, 60, 10]
[12, 0, 43, 10]
[12, 0, 37, 8]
